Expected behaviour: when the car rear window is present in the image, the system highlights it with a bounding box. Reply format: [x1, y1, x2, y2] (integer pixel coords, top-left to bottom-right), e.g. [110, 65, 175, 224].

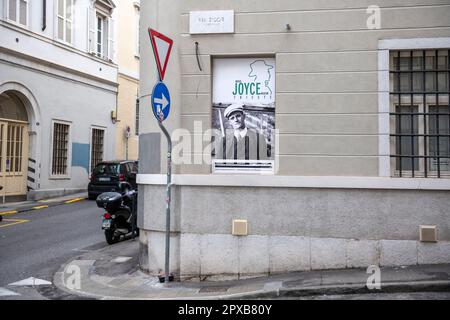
[93, 163, 120, 175]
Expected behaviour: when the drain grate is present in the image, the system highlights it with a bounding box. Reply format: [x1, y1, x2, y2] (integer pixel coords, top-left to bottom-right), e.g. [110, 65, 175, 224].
[198, 286, 230, 293]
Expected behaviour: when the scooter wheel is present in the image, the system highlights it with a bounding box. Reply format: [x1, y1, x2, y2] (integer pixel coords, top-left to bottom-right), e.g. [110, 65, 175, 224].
[105, 228, 119, 245]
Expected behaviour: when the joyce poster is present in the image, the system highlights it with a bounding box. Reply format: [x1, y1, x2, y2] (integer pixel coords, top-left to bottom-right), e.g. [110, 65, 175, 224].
[212, 58, 275, 172]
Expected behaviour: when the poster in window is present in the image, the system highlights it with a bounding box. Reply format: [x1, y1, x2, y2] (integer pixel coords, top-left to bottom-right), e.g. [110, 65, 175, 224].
[212, 58, 275, 172]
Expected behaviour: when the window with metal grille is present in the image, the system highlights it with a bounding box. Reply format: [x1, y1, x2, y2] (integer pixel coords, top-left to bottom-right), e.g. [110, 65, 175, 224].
[52, 122, 69, 176]
[390, 50, 450, 178]
[135, 98, 139, 136]
[91, 128, 104, 170]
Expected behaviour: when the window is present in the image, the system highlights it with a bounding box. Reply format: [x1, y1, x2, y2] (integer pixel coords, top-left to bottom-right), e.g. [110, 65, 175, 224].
[95, 15, 108, 58]
[135, 98, 139, 136]
[91, 128, 105, 171]
[211, 58, 276, 173]
[57, 0, 73, 43]
[134, 3, 140, 57]
[51, 122, 70, 176]
[93, 163, 119, 175]
[7, 0, 28, 26]
[1, 123, 24, 173]
[390, 50, 450, 178]
[96, 14, 105, 57]
[88, 1, 115, 61]
[90, 13, 114, 60]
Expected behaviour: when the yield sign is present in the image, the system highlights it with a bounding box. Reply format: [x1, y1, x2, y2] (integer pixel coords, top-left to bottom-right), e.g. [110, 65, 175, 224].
[148, 28, 173, 81]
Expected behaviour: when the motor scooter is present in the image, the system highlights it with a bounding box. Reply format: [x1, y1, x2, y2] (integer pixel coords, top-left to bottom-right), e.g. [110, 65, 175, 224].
[96, 183, 138, 245]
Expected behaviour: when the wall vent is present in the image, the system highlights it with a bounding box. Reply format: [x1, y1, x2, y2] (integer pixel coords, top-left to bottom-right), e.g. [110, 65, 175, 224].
[419, 225, 437, 242]
[232, 219, 248, 236]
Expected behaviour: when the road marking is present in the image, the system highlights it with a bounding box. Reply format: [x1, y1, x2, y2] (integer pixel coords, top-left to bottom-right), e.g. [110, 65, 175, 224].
[0, 210, 18, 216]
[0, 218, 29, 228]
[0, 197, 85, 217]
[112, 256, 133, 263]
[8, 277, 52, 286]
[0, 287, 20, 297]
[32, 205, 49, 210]
[64, 197, 84, 204]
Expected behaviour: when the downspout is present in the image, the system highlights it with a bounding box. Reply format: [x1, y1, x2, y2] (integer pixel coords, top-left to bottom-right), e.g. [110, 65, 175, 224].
[42, 0, 47, 31]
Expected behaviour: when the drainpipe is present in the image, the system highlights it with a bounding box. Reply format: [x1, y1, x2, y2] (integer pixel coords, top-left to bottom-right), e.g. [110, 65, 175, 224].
[42, 0, 47, 31]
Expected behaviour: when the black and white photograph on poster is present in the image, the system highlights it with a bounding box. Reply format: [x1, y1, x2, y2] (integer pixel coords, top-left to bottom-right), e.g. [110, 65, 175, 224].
[211, 58, 275, 173]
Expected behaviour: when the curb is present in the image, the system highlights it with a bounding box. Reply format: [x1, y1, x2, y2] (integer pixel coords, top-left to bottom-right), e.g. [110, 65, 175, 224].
[53, 254, 450, 300]
[239, 280, 450, 299]
[0, 197, 86, 217]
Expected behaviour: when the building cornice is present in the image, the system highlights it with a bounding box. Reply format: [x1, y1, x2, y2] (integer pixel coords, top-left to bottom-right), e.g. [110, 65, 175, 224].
[0, 48, 118, 93]
[137, 174, 450, 191]
[0, 21, 116, 68]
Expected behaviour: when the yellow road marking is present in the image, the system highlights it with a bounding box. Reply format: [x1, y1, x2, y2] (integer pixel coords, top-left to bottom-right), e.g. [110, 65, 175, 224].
[64, 197, 84, 204]
[0, 218, 29, 228]
[0, 210, 18, 216]
[32, 205, 49, 210]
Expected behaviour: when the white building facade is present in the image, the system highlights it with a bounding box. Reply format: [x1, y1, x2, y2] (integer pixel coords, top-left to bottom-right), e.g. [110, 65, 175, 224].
[0, 0, 118, 200]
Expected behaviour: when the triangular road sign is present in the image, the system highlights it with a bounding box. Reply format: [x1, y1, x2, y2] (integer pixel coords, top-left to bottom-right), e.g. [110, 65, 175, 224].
[148, 28, 173, 81]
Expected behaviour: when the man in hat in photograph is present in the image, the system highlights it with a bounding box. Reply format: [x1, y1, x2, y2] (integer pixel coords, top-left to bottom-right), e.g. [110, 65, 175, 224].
[214, 103, 268, 161]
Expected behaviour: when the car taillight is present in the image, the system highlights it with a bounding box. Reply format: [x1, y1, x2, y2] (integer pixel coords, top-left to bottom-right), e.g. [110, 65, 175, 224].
[119, 173, 125, 181]
[104, 213, 111, 219]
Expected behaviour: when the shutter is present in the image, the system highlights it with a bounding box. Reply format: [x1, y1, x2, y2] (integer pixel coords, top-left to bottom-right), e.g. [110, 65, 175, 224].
[88, 7, 96, 53]
[107, 16, 115, 61]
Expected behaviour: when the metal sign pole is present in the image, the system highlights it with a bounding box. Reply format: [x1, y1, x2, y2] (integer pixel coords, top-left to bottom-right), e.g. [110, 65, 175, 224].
[149, 28, 174, 283]
[158, 120, 172, 284]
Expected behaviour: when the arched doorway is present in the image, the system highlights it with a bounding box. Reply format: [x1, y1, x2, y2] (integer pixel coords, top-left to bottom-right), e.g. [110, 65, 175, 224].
[0, 91, 29, 200]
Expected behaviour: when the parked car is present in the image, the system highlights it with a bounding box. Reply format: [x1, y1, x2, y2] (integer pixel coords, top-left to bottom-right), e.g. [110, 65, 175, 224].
[88, 160, 138, 200]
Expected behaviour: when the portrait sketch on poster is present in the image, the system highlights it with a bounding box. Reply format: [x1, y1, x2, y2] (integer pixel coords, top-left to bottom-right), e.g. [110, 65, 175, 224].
[211, 58, 275, 173]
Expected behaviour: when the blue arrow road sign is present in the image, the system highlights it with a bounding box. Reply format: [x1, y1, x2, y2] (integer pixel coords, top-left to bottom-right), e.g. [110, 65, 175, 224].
[151, 82, 171, 121]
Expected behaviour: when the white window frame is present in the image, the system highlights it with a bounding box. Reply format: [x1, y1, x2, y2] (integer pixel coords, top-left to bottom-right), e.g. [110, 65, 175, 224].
[87, 1, 115, 61]
[49, 119, 72, 179]
[378, 37, 450, 178]
[134, 2, 140, 58]
[95, 13, 105, 58]
[6, 0, 29, 27]
[89, 125, 106, 173]
[56, 0, 74, 44]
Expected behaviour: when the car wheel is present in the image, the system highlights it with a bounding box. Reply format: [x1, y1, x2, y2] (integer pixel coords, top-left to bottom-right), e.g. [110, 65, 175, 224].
[88, 193, 96, 200]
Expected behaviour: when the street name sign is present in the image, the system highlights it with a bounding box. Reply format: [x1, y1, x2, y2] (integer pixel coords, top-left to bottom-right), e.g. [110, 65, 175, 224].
[189, 10, 234, 34]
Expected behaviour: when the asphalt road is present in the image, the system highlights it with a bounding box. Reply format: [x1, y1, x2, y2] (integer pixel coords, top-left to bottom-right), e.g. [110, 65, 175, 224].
[0, 200, 106, 299]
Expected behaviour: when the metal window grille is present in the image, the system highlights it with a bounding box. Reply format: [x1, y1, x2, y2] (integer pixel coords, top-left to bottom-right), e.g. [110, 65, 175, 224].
[91, 128, 104, 170]
[135, 98, 140, 136]
[390, 50, 450, 178]
[52, 122, 69, 175]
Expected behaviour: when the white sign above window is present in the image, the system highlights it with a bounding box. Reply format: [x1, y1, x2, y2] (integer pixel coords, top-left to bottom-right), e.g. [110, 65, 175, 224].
[213, 58, 276, 104]
[189, 10, 234, 34]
